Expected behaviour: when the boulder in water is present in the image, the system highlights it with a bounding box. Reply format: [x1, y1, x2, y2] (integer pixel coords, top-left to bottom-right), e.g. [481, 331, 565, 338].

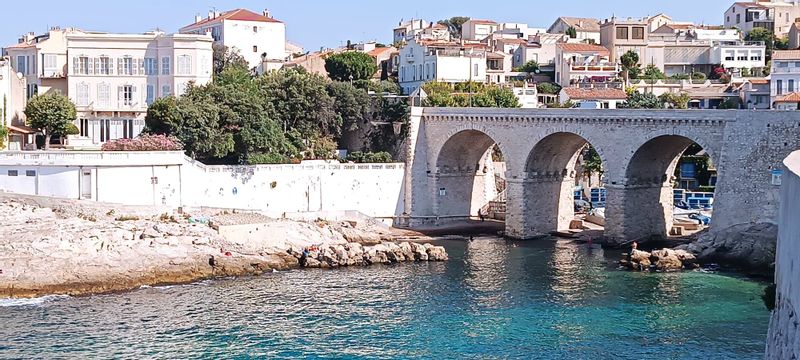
[677, 223, 776, 274]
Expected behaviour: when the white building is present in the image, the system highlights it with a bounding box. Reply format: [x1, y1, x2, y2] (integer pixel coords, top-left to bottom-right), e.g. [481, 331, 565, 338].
[462, 20, 499, 41]
[555, 43, 619, 87]
[397, 39, 488, 95]
[512, 33, 568, 70]
[393, 19, 430, 43]
[4, 28, 213, 146]
[559, 87, 627, 108]
[724, 1, 800, 37]
[771, 50, 800, 109]
[180, 8, 286, 71]
[547, 17, 601, 44]
[0, 57, 32, 150]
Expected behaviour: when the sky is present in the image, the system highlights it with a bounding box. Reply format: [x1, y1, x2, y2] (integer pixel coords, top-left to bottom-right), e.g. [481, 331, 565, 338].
[2, 0, 734, 51]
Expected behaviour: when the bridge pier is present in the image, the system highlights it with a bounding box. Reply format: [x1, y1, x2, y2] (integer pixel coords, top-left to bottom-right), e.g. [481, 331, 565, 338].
[605, 183, 674, 242]
[505, 173, 577, 239]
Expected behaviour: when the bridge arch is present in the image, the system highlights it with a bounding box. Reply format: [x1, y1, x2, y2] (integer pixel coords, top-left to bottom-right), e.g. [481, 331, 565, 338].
[610, 134, 718, 240]
[521, 132, 608, 235]
[433, 129, 507, 221]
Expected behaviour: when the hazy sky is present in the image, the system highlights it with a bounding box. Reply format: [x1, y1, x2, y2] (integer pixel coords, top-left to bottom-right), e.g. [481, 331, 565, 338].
[2, 0, 733, 51]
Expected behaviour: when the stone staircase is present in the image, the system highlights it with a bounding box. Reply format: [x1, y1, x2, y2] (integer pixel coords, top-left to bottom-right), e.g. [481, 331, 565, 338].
[481, 174, 507, 220]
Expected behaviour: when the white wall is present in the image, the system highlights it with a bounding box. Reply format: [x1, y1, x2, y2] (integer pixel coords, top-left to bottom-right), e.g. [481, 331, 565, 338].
[222, 20, 286, 67]
[0, 152, 405, 219]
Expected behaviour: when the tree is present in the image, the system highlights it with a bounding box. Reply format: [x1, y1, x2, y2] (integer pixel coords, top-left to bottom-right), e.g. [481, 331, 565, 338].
[659, 92, 691, 109]
[642, 64, 666, 80]
[745, 28, 776, 60]
[536, 82, 561, 95]
[565, 26, 577, 38]
[620, 50, 640, 84]
[621, 91, 663, 109]
[212, 43, 249, 75]
[327, 81, 371, 136]
[25, 92, 76, 149]
[437, 17, 470, 39]
[324, 51, 378, 82]
[582, 146, 603, 186]
[516, 60, 539, 73]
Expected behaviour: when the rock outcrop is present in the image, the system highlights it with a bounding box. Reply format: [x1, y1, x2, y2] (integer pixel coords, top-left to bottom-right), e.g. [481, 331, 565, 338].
[0, 199, 448, 298]
[677, 222, 777, 274]
[620, 248, 698, 272]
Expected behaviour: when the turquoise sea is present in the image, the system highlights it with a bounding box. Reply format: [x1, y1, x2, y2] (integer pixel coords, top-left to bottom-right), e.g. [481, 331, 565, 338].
[0, 238, 769, 359]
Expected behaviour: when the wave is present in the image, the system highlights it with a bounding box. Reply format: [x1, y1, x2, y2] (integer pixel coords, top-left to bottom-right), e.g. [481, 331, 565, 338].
[0, 295, 70, 307]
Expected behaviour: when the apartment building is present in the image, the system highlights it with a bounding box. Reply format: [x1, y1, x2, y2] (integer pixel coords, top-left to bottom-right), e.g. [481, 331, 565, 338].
[555, 43, 618, 87]
[600, 17, 651, 63]
[771, 50, 800, 108]
[4, 28, 213, 146]
[397, 39, 488, 94]
[462, 20, 499, 41]
[547, 17, 601, 44]
[512, 33, 568, 70]
[724, 1, 800, 36]
[180, 8, 286, 72]
[0, 57, 31, 150]
[393, 19, 430, 43]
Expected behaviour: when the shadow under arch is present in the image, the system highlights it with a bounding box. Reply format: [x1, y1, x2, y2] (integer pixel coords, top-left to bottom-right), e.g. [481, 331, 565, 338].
[523, 132, 605, 236]
[617, 134, 711, 240]
[434, 129, 505, 220]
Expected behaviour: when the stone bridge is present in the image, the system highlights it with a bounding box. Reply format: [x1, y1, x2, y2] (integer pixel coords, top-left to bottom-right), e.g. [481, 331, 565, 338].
[403, 107, 800, 241]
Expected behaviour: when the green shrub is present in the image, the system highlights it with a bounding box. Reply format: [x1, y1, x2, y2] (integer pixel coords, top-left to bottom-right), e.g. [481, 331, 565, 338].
[345, 151, 393, 163]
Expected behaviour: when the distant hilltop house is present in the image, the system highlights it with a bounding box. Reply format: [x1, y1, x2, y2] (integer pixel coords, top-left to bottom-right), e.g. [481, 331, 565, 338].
[724, 0, 800, 37]
[179, 8, 287, 73]
[547, 17, 602, 44]
[3, 27, 213, 148]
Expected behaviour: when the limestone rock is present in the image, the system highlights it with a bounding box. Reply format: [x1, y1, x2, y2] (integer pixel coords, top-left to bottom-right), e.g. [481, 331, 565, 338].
[678, 222, 777, 274]
[650, 249, 683, 272]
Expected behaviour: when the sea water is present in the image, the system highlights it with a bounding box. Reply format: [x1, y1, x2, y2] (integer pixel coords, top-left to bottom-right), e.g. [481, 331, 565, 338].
[0, 238, 769, 359]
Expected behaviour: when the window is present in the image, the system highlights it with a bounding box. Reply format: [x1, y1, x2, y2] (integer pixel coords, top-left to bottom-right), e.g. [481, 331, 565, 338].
[162, 85, 171, 97]
[777, 80, 784, 95]
[25, 170, 36, 177]
[736, 14, 741, 23]
[177, 55, 191, 75]
[253, 45, 258, 53]
[795, 61, 800, 67]
[253, 26, 258, 33]
[99, 119, 110, 142]
[632, 27, 645, 40]
[790, 79, 795, 93]
[15, 56, 27, 74]
[121, 85, 134, 106]
[98, 83, 110, 108]
[76, 83, 89, 106]
[26, 84, 38, 99]
[7, 170, 18, 177]
[737, 55, 748, 61]
[146, 85, 155, 105]
[122, 119, 134, 139]
[725, 53, 735, 61]
[778, 61, 790, 68]
[161, 57, 171, 75]
[144, 58, 158, 75]
[616, 27, 629, 40]
[73, 56, 89, 75]
[118, 57, 133, 75]
[43, 54, 58, 76]
[79, 118, 89, 137]
[727, 16, 730, 23]
[751, 55, 762, 61]
[96, 57, 111, 75]
[473, 63, 479, 76]
[211, 27, 221, 41]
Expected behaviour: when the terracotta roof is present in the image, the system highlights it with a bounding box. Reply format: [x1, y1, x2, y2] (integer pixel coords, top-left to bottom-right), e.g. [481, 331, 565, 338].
[773, 50, 800, 60]
[775, 92, 800, 103]
[553, 17, 601, 32]
[4, 42, 35, 49]
[499, 38, 528, 44]
[8, 124, 37, 134]
[181, 9, 282, 29]
[562, 87, 627, 100]
[557, 43, 610, 55]
[747, 79, 769, 85]
[469, 19, 498, 25]
[367, 47, 395, 57]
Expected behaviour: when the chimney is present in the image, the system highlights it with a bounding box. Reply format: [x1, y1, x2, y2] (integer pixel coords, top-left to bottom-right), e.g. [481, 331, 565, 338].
[578, 20, 584, 28]
[195, 14, 202, 23]
[263, 9, 271, 18]
[208, 11, 214, 20]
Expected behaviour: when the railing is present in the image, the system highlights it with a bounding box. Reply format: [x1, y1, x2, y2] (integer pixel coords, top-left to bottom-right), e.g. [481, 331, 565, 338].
[570, 65, 619, 72]
[0, 150, 185, 166]
[195, 162, 405, 173]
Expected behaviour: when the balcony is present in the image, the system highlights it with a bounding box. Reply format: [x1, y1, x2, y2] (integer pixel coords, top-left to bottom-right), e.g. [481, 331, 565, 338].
[433, 49, 485, 58]
[570, 65, 619, 72]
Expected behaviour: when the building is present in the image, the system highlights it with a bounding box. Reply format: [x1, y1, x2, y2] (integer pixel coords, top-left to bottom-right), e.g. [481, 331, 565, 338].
[180, 8, 286, 71]
[724, 1, 800, 37]
[512, 33, 568, 71]
[771, 50, 800, 108]
[600, 17, 651, 63]
[368, 47, 398, 79]
[647, 13, 675, 32]
[0, 57, 32, 150]
[559, 87, 627, 108]
[4, 28, 213, 146]
[397, 39, 488, 94]
[393, 19, 429, 43]
[547, 17, 601, 44]
[555, 43, 618, 87]
[789, 21, 800, 49]
[461, 19, 500, 42]
[739, 78, 771, 109]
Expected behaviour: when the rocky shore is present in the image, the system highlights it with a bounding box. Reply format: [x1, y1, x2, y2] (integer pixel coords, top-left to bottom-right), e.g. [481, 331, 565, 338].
[0, 197, 447, 298]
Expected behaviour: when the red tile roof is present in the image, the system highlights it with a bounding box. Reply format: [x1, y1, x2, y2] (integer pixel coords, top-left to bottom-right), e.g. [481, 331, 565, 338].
[563, 87, 627, 100]
[773, 50, 800, 60]
[469, 19, 498, 25]
[747, 79, 769, 85]
[4, 42, 35, 49]
[557, 43, 610, 55]
[775, 92, 800, 103]
[367, 47, 395, 57]
[182, 8, 282, 29]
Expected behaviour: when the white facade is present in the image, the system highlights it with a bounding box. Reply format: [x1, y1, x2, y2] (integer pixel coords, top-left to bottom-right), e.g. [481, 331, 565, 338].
[711, 41, 766, 70]
[724, 1, 800, 36]
[393, 19, 429, 43]
[462, 20, 499, 41]
[771, 51, 800, 108]
[0, 57, 29, 150]
[555, 44, 618, 87]
[65, 32, 213, 144]
[180, 9, 286, 70]
[0, 152, 405, 220]
[398, 39, 487, 94]
[512, 33, 566, 69]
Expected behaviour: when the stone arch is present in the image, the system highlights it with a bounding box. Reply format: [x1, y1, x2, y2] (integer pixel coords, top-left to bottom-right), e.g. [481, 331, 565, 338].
[521, 131, 606, 235]
[614, 134, 714, 240]
[433, 129, 506, 220]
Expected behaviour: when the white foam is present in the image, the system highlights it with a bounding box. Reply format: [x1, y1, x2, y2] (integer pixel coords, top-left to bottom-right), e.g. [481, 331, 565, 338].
[0, 295, 70, 307]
